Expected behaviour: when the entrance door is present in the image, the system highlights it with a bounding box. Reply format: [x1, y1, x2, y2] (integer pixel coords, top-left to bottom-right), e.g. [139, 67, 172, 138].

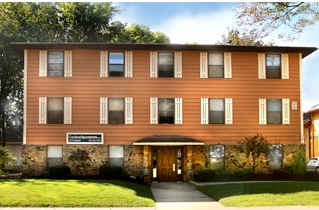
[156, 146, 183, 182]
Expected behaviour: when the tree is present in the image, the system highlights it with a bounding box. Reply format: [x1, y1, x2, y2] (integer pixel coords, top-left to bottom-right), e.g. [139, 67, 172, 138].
[216, 27, 275, 46]
[228, 133, 270, 175]
[0, 2, 170, 146]
[234, 2, 319, 41]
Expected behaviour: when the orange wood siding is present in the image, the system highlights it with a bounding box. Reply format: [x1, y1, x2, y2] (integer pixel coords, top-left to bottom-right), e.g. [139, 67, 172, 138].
[25, 50, 302, 145]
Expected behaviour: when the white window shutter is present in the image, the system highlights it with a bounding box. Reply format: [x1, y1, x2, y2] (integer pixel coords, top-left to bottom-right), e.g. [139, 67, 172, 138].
[64, 51, 72, 77]
[258, 53, 266, 79]
[39, 50, 47, 77]
[100, 51, 108, 77]
[259, 99, 267, 124]
[200, 52, 208, 78]
[174, 52, 182, 78]
[224, 53, 232, 78]
[201, 98, 209, 124]
[64, 97, 72, 124]
[225, 98, 233, 124]
[281, 54, 289, 79]
[100, 97, 108, 124]
[150, 52, 158, 78]
[39, 97, 47, 124]
[125, 97, 133, 124]
[282, 98, 290, 124]
[175, 98, 183, 124]
[125, 51, 133, 78]
[150, 98, 158, 124]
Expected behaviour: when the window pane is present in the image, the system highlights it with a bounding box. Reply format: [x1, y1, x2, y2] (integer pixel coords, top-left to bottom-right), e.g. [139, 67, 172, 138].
[209, 65, 223, 78]
[109, 52, 124, 64]
[159, 53, 173, 65]
[48, 52, 63, 64]
[209, 53, 223, 65]
[209, 111, 224, 124]
[48, 146, 62, 158]
[48, 52, 63, 77]
[109, 158, 123, 168]
[109, 98, 124, 111]
[267, 68, 281, 79]
[159, 98, 175, 124]
[109, 64, 124, 72]
[209, 145, 225, 170]
[266, 55, 280, 67]
[109, 111, 124, 124]
[109, 146, 124, 158]
[267, 99, 282, 124]
[47, 98, 64, 124]
[210, 99, 224, 111]
[269, 145, 283, 170]
[267, 99, 282, 111]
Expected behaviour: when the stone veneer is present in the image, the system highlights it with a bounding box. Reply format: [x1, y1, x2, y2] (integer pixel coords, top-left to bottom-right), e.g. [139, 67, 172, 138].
[21, 144, 306, 182]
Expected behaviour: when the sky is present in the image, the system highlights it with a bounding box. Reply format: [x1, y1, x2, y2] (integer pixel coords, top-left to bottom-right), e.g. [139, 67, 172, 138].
[112, 2, 319, 112]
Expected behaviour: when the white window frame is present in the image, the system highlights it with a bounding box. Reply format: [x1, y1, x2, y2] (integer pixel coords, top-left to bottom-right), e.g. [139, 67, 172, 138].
[259, 98, 290, 124]
[100, 51, 133, 78]
[39, 97, 72, 124]
[201, 98, 233, 124]
[200, 52, 232, 78]
[39, 50, 72, 77]
[150, 52, 182, 78]
[150, 97, 183, 124]
[100, 97, 133, 124]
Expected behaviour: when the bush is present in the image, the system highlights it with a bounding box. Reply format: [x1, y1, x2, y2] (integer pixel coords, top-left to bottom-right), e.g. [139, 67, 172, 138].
[272, 170, 293, 180]
[304, 172, 319, 182]
[49, 165, 71, 179]
[99, 165, 123, 179]
[198, 169, 216, 182]
[233, 170, 252, 180]
[291, 150, 306, 176]
[5, 157, 25, 172]
[0, 146, 13, 170]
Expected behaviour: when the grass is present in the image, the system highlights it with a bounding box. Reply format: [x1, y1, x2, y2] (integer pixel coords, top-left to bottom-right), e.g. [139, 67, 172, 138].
[199, 181, 319, 207]
[0, 179, 155, 207]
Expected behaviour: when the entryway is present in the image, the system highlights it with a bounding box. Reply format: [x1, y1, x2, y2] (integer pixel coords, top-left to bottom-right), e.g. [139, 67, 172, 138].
[151, 146, 183, 182]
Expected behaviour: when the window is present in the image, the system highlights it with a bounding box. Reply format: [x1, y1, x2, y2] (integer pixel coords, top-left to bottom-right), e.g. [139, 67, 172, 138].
[150, 98, 183, 124]
[109, 146, 124, 168]
[47, 145, 63, 167]
[150, 52, 182, 78]
[158, 98, 175, 124]
[47, 98, 64, 124]
[39, 97, 72, 124]
[208, 53, 224, 78]
[209, 99, 225, 124]
[267, 99, 282, 124]
[100, 97, 133, 124]
[200, 52, 232, 78]
[201, 98, 232, 124]
[266, 54, 281, 79]
[48, 52, 64, 77]
[108, 98, 125, 124]
[268, 145, 283, 170]
[39, 50, 72, 77]
[258, 53, 289, 79]
[158, 52, 174, 77]
[259, 99, 290, 124]
[109, 52, 124, 77]
[209, 145, 225, 170]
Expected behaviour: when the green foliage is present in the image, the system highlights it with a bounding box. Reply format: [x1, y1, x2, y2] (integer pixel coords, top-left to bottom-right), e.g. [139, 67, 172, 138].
[5, 157, 25, 172]
[49, 165, 71, 179]
[68, 149, 91, 176]
[291, 150, 306, 176]
[198, 169, 216, 182]
[233, 170, 252, 180]
[99, 164, 123, 179]
[0, 146, 13, 170]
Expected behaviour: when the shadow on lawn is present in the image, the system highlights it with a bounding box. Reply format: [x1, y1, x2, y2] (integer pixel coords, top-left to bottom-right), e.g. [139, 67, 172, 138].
[199, 181, 319, 201]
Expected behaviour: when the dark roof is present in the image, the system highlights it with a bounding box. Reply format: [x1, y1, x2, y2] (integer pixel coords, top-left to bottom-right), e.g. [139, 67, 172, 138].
[134, 135, 203, 143]
[10, 42, 317, 58]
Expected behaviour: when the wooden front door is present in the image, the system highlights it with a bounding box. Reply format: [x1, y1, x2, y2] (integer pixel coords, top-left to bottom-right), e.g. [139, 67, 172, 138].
[156, 146, 183, 182]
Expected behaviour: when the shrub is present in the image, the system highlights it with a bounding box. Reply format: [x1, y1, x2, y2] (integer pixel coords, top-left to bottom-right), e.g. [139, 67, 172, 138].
[304, 171, 319, 182]
[5, 157, 25, 172]
[68, 149, 91, 176]
[99, 165, 123, 179]
[291, 150, 306, 176]
[0, 146, 13, 170]
[49, 165, 71, 178]
[272, 170, 293, 180]
[233, 170, 252, 180]
[198, 169, 216, 182]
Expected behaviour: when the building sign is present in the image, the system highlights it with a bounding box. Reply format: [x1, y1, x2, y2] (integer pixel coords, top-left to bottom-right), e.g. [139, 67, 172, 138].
[66, 133, 104, 144]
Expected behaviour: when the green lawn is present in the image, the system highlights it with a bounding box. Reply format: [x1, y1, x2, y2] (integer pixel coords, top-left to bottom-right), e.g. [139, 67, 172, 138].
[199, 181, 319, 207]
[0, 179, 155, 207]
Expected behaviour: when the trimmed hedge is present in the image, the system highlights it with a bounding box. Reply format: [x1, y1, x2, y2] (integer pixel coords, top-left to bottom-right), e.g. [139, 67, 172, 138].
[198, 169, 216, 182]
[49, 165, 71, 179]
[99, 165, 123, 179]
[233, 170, 252, 180]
